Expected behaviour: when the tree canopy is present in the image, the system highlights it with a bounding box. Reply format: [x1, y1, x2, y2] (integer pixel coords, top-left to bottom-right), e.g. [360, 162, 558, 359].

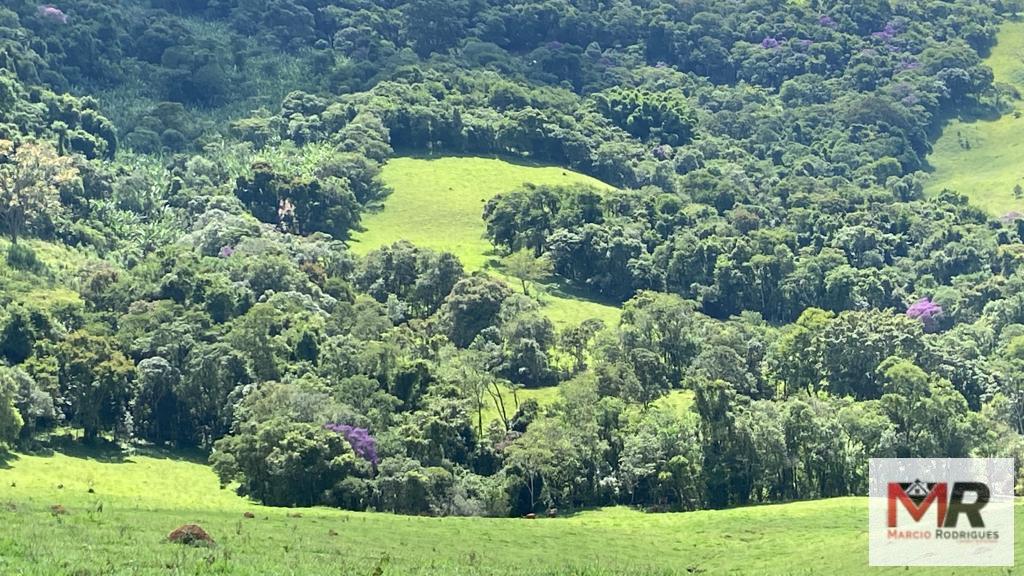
[0, 0, 1020, 518]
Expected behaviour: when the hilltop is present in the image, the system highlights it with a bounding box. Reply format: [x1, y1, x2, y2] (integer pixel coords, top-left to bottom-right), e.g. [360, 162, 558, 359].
[352, 156, 620, 327]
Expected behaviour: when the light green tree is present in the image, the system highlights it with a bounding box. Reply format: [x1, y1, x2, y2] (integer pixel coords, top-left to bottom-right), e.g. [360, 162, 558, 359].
[0, 140, 78, 243]
[0, 367, 23, 446]
[502, 249, 553, 296]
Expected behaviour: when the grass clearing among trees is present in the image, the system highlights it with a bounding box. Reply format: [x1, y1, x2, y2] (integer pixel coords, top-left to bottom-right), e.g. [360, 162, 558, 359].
[352, 156, 621, 327]
[927, 21, 1024, 215]
[476, 389, 694, 432]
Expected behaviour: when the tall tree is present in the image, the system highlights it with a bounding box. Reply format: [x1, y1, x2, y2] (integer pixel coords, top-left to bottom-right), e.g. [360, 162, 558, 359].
[0, 367, 23, 447]
[0, 140, 77, 243]
[56, 332, 136, 443]
[502, 249, 553, 296]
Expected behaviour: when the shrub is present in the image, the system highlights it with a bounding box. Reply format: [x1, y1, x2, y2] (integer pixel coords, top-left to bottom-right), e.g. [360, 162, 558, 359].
[6, 243, 44, 273]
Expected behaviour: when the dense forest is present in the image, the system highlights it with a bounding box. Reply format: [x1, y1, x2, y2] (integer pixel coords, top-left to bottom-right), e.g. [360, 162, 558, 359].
[2, 0, 1024, 517]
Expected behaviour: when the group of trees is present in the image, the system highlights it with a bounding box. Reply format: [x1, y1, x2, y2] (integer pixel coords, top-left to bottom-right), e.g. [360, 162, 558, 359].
[0, 0, 1002, 163]
[2, 214, 1021, 515]
[0, 0, 1023, 519]
[481, 181, 1014, 324]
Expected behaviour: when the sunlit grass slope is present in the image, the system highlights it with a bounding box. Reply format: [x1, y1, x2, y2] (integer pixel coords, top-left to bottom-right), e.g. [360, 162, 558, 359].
[477, 388, 692, 437]
[0, 238, 88, 311]
[6, 446, 1009, 575]
[927, 21, 1024, 215]
[352, 156, 621, 327]
[478, 386, 562, 429]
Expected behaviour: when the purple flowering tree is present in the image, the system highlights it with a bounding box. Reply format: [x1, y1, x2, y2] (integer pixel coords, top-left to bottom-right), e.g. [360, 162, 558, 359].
[872, 22, 898, 41]
[37, 5, 69, 24]
[325, 423, 379, 467]
[906, 298, 944, 332]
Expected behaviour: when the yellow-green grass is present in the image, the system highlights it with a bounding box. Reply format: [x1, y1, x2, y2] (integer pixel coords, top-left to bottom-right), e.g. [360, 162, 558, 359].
[0, 238, 89, 310]
[653, 389, 694, 415]
[530, 285, 621, 328]
[477, 388, 692, 431]
[478, 386, 561, 429]
[351, 156, 621, 328]
[7, 447, 1018, 575]
[927, 21, 1024, 215]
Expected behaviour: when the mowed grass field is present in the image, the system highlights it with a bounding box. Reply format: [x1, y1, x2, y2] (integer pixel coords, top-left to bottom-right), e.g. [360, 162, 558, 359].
[927, 21, 1024, 214]
[5, 447, 1013, 576]
[351, 156, 621, 328]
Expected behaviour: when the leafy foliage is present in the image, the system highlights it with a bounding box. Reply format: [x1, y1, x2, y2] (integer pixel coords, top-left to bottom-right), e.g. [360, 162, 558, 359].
[0, 0, 1021, 520]
[0, 140, 78, 243]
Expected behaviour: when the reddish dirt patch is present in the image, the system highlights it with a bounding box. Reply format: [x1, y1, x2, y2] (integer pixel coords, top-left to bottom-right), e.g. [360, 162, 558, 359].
[168, 524, 215, 547]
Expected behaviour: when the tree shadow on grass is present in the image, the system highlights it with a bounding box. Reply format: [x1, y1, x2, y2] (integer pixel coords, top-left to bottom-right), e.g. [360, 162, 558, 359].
[47, 435, 128, 463]
[133, 445, 209, 465]
[37, 433, 209, 465]
[484, 256, 623, 312]
[541, 277, 622, 310]
[923, 105, 1008, 155]
[392, 149, 561, 171]
[0, 450, 18, 470]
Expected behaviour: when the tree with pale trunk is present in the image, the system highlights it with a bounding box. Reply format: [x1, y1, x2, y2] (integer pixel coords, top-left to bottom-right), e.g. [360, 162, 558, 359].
[502, 249, 553, 296]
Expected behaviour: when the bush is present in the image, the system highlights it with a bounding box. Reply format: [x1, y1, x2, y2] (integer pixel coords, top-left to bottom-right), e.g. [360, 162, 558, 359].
[6, 243, 44, 273]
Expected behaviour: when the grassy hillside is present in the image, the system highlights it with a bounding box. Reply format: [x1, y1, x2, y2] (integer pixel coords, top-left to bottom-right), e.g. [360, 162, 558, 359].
[352, 157, 621, 327]
[0, 447, 971, 576]
[0, 238, 90, 311]
[927, 21, 1024, 215]
[478, 389, 694, 430]
[479, 386, 562, 429]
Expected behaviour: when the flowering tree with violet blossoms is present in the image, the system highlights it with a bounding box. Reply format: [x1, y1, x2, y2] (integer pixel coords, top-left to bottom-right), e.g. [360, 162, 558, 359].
[906, 298, 943, 332]
[325, 423, 379, 466]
